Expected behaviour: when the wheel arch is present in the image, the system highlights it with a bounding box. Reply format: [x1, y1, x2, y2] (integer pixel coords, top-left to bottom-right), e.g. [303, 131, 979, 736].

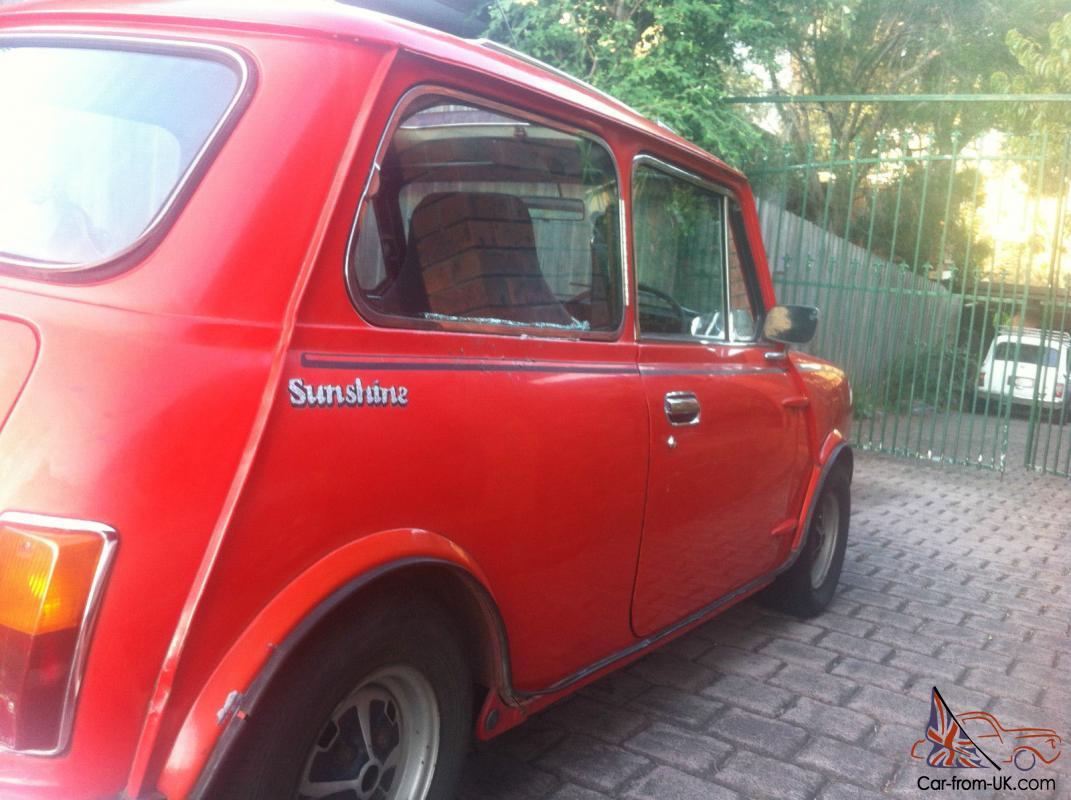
[787, 433, 852, 556]
[153, 530, 510, 800]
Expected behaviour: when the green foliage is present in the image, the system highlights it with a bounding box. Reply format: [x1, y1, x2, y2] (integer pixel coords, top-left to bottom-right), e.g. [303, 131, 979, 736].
[992, 12, 1071, 135]
[484, 0, 776, 166]
[871, 343, 981, 413]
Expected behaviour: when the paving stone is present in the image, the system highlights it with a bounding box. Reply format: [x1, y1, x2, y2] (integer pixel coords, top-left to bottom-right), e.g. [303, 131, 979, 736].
[780, 696, 875, 743]
[916, 619, 990, 647]
[545, 785, 612, 800]
[819, 782, 889, 800]
[863, 722, 920, 757]
[1009, 659, 1067, 691]
[847, 686, 927, 727]
[750, 614, 826, 643]
[839, 570, 892, 593]
[624, 723, 731, 774]
[856, 605, 921, 632]
[865, 624, 944, 657]
[661, 634, 714, 662]
[691, 619, 770, 650]
[582, 671, 652, 705]
[882, 582, 951, 606]
[627, 652, 717, 693]
[700, 672, 796, 715]
[935, 642, 1014, 673]
[628, 686, 722, 729]
[543, 696, 649, 744]
[793, 736, 898, 790]
[817, 631, 893, 664]
[714, 751, 825, 800]
[886, 651, 966, 684]
[757, 638, 838, 670]
[811, 611, 876, 639]
[707, 708, 808, 759]
[831, 656, 911, 691]
[768, 663, 859, 705]
[460, 750, 560, 799]
[1005, 610, 1069, 637]
[536, 736, 651, 794]
[489, 720, 569, 762]
[843, 587, 907, 611]
[696, 644, 784, 679]
[622, 767, 741, 800]
[961, 667, 1041, 706]
[899, 604, 968, 629]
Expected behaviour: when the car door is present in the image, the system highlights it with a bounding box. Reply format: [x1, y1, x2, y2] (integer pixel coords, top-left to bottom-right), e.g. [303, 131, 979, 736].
[284, 86, 652, 691]
[629, 157, 810, 637]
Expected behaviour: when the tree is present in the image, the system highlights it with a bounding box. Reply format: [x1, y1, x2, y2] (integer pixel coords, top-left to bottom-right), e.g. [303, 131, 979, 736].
[992, 12, 1071, 136]
[484, 0, 783, 166]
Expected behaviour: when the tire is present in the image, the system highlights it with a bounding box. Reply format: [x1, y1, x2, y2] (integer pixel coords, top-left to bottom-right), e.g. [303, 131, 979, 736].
[760, 466, 850, 618]
[208, 593, 473, 800]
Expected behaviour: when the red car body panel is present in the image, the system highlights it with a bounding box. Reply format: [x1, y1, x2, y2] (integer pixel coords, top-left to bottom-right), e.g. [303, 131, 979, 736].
[0, 3, 852, 798]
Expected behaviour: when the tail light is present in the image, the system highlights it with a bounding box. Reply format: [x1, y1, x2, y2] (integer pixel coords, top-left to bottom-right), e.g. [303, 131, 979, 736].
[0, 513, 116, 754]
[977, 371, 986, 387]
[1057, 383, 1065, 400]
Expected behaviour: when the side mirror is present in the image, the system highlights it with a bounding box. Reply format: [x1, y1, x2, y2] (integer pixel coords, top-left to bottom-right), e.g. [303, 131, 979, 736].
[763, 304, 819, 345]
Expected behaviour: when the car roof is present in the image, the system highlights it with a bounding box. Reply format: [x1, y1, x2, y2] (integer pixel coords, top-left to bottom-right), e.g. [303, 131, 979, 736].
[993, 332, 1071, 346]
[0, 0, 742, 181]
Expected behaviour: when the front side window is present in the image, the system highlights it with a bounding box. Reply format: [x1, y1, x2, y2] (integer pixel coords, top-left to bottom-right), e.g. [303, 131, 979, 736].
[349, 96, 623, 333]
[0, 44, 242, 269]
[633, 163, 727, 340]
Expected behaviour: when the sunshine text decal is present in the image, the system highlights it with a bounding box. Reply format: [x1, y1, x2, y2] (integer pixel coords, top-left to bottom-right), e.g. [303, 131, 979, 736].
[288, 377, 408, 408]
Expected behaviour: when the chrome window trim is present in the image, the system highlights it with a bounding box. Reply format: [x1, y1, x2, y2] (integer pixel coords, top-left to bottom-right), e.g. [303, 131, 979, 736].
[0, 33, 253, 277]
[724, 198, 765, 345]
[631, 154, 768, 349]
[0, 511, 118, 757]
[343, 84, 629, 341]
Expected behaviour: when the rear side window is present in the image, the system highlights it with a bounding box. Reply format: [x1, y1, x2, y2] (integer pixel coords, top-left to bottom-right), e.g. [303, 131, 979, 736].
[349, 96, 623, 333]
[0, 43, 243, 269]
[992, 342, 1061, 367]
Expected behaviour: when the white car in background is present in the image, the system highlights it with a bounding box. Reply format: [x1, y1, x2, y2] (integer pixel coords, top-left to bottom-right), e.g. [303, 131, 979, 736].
[977, 327, 1071, 418]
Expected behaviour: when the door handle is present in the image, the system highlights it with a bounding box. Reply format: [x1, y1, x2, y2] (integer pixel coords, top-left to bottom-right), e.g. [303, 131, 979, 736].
[664, 391, 701, 426]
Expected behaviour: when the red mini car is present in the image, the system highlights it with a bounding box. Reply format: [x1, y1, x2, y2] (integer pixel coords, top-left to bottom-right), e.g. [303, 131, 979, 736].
[0, 2, 852, 798]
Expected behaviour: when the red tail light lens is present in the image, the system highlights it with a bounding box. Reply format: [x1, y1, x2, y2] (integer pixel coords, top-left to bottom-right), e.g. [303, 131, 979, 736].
[1057, 383, 1065, 400]
[0, 513, 115, 754]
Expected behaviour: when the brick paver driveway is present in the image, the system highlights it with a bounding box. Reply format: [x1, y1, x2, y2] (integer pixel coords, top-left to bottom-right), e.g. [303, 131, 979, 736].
[459, 451, 1071, 799]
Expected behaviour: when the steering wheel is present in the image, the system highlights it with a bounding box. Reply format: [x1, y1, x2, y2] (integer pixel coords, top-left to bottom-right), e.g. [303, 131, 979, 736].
[637, 282, 686, 321]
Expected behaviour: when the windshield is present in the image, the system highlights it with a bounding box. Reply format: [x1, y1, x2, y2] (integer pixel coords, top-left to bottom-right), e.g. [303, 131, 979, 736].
[0, 44, 241, 269]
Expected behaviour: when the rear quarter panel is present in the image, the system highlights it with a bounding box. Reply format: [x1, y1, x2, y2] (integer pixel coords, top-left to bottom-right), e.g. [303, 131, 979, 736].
[0, 25, 374, 799]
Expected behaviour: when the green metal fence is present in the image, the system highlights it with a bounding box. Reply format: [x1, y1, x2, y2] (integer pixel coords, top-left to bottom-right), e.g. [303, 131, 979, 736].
[748, 123, 1071, 477]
